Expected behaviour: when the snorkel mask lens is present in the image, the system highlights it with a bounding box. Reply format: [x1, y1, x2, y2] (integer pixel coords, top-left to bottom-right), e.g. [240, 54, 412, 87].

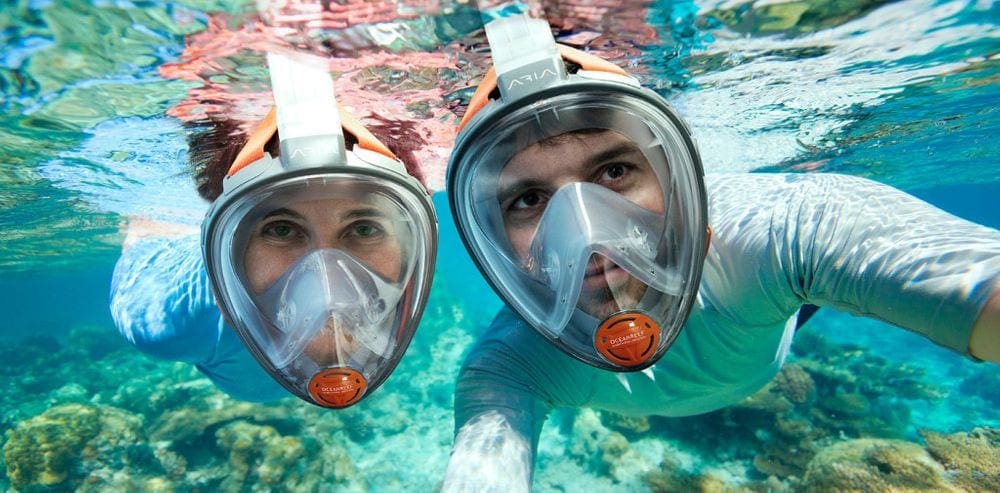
[202, 53, 437, 407]
[447, 15, 707, 371]
[260, 249, 403, 367]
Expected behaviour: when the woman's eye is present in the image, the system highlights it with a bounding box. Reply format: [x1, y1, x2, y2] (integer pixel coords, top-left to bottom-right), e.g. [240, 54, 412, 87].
[347, 221, 385, 240]
[261, 220, 303, 240]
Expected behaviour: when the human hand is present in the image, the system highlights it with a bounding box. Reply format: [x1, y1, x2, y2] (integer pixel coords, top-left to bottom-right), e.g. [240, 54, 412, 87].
[120, 216, 199, 252]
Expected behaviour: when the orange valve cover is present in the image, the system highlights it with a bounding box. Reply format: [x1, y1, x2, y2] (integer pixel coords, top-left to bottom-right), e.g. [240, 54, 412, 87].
[308, 368, 368, 408]
[594, 312, 661, 368]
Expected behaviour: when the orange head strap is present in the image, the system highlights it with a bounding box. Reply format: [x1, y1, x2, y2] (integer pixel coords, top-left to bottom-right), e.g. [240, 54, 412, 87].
[227, 105, 399, 177]
[458, 44, 628, 131]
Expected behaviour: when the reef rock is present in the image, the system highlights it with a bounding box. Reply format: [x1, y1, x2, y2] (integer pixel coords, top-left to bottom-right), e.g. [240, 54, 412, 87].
[215, 421, 306, 491]
[3, 402, 166, 490]
[771, 363, 815, 404]
[801, 438, 956, 492]
[921, 427, 1000, 492]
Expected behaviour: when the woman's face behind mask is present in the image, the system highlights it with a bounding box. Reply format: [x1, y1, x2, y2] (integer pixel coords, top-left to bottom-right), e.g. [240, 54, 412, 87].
[245, 196, 404, 293]
[243, 194, 409, 368]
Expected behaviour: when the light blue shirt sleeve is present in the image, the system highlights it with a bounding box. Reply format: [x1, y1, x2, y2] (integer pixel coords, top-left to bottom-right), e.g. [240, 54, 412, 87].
[444, 173, 1000, 492]
[109, 234, 287, 402]
[702, 173, 1000, 354]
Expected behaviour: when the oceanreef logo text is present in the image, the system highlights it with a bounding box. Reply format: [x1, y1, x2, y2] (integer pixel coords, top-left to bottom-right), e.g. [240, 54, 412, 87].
[320, 383, 356, 394]
[607, 331, 645, 348]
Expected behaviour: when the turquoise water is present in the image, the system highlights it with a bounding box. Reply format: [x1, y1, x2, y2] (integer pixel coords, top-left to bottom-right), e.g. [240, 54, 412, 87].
[2, 0, 998, 491]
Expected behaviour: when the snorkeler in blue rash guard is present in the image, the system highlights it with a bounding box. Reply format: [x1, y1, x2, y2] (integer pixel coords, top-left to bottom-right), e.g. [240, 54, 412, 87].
[441, 15, 1000, 491]
[111, 53, 437, 409]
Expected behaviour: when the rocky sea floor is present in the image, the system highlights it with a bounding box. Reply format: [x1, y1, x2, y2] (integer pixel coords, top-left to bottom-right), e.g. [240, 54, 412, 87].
[3, 286, 999, 492]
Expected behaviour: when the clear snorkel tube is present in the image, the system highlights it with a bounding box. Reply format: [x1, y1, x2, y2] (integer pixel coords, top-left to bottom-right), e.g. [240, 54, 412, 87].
[268, 52, 347, 168]
[485, 15, 567, 100]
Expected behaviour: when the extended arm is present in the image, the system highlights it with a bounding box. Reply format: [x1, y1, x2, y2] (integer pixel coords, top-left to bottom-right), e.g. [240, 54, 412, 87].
[110, 231, 286, 400]
[970, 288, 1000, 361]
[758, 174, 1000, 361]
[443, 309, 593, 492]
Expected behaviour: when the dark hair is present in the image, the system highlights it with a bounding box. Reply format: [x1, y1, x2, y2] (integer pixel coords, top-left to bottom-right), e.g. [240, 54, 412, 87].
[187, 117, 248, 202]
[187, 112, 426, 201]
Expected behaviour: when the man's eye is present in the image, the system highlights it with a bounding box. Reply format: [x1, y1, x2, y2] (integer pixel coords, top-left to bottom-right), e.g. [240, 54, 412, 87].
[511, 190, 546, 211]
[598, 164, 629, 182]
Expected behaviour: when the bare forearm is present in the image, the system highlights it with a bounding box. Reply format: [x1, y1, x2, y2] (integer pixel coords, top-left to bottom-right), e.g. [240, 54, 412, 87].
[970, 284, 1000, 363]
[121, 216, 198, 253]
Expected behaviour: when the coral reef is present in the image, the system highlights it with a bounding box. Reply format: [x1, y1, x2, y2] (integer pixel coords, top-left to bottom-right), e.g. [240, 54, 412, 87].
[800, 438, 955, 491]
[567, 409, 612, 464]
[750, 415, 817, 479]
[747, 332, 947, 480]
[958, 368, 1000, 408]
[617, 330, 954, 487]
[642, 454, 712, 492]
[643, 453, 775, 493]
[2, 402, 165, 491]
[921, 427, 1000, 491]
[1, 298, 996, 491]
[0, 324, 374, 492]
[4, 404, 102, 488]
[603, 412, 652, 434]
[149, 398, 299, 444]
[793, 331, 945, 403]
[770, 363, 815, 405]
[560, 409, 657, 483]
[215, 421, 306, 490]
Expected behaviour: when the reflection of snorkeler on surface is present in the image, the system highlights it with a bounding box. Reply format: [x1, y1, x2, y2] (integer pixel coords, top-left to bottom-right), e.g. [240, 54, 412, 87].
[441, 15, 1000, 491]
[112, 49, 437, 409]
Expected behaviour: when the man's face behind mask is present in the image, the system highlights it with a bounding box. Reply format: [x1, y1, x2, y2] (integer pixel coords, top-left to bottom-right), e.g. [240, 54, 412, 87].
[497, 129, 665, 320]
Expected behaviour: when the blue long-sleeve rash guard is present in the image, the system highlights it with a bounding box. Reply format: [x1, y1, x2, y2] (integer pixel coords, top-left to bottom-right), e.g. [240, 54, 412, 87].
[442, 173, 1000, 492]
[110, 234, 287, 401]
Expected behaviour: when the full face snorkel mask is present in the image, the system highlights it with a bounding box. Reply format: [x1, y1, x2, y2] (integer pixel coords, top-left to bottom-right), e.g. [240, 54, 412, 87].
[447, 15, 708, 372]
[202, 53, 437, 408]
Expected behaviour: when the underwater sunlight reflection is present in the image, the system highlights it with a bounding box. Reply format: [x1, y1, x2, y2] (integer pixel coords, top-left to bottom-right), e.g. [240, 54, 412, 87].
[1, 0, 997, 491]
